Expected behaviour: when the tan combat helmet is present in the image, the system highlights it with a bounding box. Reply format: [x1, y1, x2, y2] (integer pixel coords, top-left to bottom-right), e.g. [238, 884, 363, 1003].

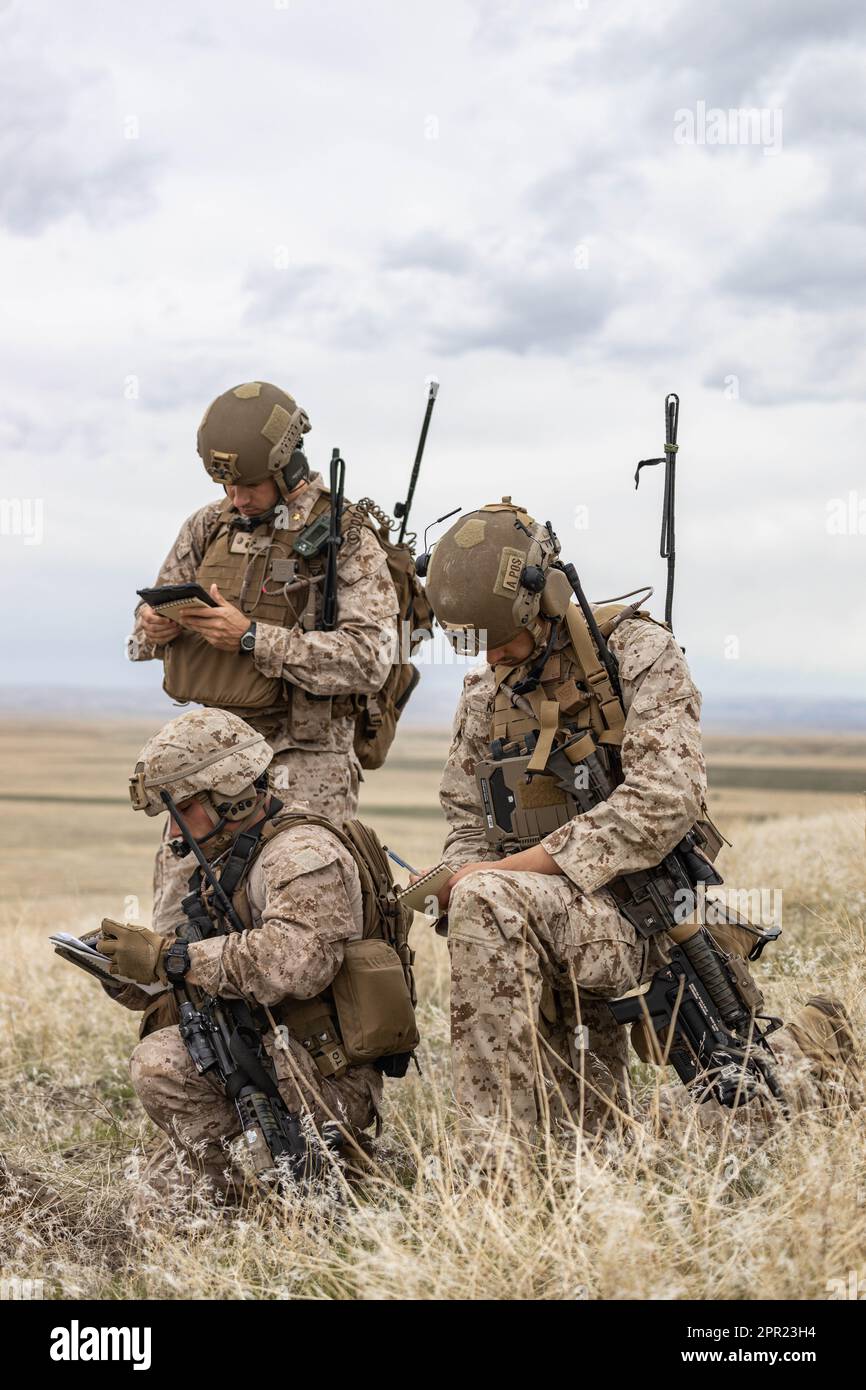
[129, 709, 273, 857]
[197, 381, 312, 500]
[425, 498, 571, 654]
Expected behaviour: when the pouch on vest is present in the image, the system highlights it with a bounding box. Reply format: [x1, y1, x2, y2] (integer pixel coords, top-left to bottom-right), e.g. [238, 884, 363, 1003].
[163, 629, 287, 712]
[243, 810, 420, 1075]
[162, 495, 333, 719]
[330, 938, 420, 1064]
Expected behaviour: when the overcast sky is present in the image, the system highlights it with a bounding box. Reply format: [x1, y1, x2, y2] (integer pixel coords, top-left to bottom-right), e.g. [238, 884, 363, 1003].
[0, 0, 864, 717]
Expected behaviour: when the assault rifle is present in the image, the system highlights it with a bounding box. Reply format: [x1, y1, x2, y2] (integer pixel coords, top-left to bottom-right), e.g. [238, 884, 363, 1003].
[321, 447, 345, 631]
[160, 790, 336, 1185]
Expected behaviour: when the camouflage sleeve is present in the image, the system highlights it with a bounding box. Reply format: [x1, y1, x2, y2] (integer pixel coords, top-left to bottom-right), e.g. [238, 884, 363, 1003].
[440, 669, 501, 869]
[99, 979, 152, 1011]
[185, 828, 360, 1005]
[127, 503, 223, 662]
[252, 525, 399, 696]
[541, 619, 707, 893]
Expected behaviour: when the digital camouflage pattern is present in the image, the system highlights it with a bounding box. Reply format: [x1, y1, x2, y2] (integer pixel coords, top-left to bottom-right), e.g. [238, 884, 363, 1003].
[448, 868, 665, 1135]
[129, 708, 271, 816]
[441, 618, 706, 1136]
[441, 618, 706, 886]
[129, 471, 399, 761]
[128, 819, 381, 1202]
[150, 744, 362, 935]
[441, 617, 862, 1136]
[131, 469, 398, 925]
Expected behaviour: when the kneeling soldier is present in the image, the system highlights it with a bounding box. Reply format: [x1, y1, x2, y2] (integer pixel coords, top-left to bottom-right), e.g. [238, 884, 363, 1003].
[99, 708, 418, 1204]
[421, 500, 860, 1145]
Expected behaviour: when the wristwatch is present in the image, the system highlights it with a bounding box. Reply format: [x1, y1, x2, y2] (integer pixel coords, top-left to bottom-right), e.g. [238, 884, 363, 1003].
[239, 621, 257, 656]
[163, 941, 191, 984]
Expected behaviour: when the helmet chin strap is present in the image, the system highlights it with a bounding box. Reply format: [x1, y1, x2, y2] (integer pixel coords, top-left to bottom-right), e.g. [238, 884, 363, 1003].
[228, 506, 278, 533]
[511, 617, 560, 696]
[168, 784, 270, 861]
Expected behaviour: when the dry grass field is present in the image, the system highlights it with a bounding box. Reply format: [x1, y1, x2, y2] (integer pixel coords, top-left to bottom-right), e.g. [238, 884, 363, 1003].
[0, 718, 864, 1301]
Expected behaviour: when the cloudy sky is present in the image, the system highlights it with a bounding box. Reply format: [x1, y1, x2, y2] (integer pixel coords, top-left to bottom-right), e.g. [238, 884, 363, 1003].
[1, 0, 864, 718]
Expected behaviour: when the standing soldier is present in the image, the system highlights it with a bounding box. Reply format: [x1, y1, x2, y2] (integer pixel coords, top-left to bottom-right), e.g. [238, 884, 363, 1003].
[129, 381, 399, 932]
[420, 500, 860, 1149]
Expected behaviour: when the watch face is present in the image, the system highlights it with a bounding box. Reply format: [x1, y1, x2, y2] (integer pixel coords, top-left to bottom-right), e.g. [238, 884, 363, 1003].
[241, 629, 255, 651]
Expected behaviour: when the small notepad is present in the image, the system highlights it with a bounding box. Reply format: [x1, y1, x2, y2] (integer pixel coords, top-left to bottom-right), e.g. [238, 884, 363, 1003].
[397, 862, 454, 918]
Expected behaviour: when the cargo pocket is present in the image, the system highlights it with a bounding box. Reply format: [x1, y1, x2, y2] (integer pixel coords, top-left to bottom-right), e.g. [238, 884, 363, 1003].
[290, 687, 334, 742]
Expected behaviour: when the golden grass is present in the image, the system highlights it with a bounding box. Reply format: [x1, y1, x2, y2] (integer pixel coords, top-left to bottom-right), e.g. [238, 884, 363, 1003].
[1, 721, 865, 1300]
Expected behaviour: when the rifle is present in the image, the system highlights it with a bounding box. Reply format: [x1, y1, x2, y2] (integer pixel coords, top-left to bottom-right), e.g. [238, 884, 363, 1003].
[395, 378, 439, 545]
[160, 790, 332, 1185]
[321, 447, 345, 631]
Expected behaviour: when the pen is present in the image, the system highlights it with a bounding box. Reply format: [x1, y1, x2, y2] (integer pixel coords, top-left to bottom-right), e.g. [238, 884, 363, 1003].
[384, 846, 419, 876]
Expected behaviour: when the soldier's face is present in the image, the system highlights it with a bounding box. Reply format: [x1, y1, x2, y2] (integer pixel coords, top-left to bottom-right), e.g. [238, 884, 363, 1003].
[168, 797, 214, 841]
[225, 479, 280, 516]
[484, 629, 535, 668]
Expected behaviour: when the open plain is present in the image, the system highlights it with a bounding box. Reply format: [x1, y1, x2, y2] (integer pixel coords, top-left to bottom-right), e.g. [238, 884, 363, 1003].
[1, 718, 864, 1300]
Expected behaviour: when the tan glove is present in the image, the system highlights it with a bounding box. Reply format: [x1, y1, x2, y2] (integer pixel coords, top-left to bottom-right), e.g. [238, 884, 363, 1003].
[97, 919, 168, 985]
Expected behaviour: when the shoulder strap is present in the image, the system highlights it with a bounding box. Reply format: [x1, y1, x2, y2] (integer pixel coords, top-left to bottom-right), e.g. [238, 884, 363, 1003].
[563, 604, 626, 745]
[255, 808, 380, 934]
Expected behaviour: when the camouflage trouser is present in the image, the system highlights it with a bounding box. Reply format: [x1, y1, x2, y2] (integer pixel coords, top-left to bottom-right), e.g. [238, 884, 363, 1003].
[151, 746, 361, 935]
[447, 869, 657, 1140]
[129, 1023, 381, 1203]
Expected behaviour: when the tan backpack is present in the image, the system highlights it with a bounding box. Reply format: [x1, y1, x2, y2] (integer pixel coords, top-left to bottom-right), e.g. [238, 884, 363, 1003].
[349, 499, 434, 770]
[269, 811, 420, 1075]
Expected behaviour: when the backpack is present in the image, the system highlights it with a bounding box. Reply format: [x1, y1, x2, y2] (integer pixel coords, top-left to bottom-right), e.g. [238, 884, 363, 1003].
[350, 498, 434, 769]
[266, 810, 419, 1075]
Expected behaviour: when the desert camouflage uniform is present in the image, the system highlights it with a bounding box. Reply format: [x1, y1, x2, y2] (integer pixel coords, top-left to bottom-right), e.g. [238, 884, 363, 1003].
[129, 472, 399, 932]
[440, 618, 705, 1137]
[129, 820, 382, 1202]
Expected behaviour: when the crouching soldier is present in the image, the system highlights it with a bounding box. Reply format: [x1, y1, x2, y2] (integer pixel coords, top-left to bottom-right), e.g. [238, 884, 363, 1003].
[98, 708, 418, 1205]
[420, 499, 860, 1148]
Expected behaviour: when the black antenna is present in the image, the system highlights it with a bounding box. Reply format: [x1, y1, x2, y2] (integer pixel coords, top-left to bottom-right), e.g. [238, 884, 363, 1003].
[395, 378, 439, 545]
[635, 393, 680, 628]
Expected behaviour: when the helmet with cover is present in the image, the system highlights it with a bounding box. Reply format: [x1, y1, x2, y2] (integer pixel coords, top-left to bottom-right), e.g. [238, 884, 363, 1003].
[425, 498, 567, 655]
[128, 709, 273, 858]
[197, 381, 311, 501]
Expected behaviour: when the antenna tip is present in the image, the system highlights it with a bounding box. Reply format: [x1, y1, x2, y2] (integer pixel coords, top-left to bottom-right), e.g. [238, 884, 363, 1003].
[425, 376, 440, 397]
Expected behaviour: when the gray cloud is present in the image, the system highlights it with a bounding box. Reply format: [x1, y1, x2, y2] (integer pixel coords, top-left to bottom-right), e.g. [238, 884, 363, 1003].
[0, 40, 157, 235]
[1, 0, 865, 701]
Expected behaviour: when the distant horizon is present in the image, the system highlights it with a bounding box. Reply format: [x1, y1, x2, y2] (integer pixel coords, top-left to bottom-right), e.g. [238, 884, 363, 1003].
[1, 682, 863, 734]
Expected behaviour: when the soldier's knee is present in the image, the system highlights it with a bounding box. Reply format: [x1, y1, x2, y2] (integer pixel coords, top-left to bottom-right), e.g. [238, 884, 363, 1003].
[448, 872, 513, 952]
[449, 869, 510, 918]
[129, 1030, 185, 1117]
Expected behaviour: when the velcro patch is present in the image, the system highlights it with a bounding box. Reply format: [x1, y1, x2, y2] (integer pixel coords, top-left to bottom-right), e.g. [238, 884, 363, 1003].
[291, 847, 331, 875]
[454, 519, 486, 548]
[494, 546, 525, 596]
[261, 403, 290, 446]
[233, 382, 262, 399]
[269, 558, 296, 583]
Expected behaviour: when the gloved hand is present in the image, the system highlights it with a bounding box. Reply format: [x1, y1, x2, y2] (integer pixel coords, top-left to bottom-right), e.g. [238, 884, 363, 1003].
[97, 919, 168, 985]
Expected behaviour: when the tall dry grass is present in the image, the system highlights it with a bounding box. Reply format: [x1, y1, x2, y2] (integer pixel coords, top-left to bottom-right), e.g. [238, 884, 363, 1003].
[1, 806, 864, 1301]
